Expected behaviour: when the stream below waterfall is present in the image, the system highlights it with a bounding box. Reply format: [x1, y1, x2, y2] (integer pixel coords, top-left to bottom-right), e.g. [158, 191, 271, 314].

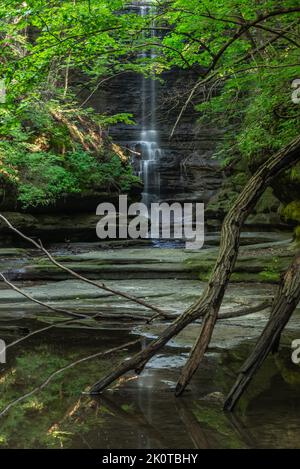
[1, 315, 300, 449]
[0, 238, 300, 449]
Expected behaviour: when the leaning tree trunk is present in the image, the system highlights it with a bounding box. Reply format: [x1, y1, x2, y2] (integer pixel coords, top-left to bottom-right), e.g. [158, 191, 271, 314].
[224, 252, 300, 411]
[175, 138, 300, 396]
[89, 135, 300, 395]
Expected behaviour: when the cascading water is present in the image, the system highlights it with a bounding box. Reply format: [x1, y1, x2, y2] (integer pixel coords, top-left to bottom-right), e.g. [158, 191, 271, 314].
[135, 2, 162, 207]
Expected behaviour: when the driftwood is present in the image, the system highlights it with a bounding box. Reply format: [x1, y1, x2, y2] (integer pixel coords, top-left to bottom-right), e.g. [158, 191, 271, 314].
[175, 136, 300, 396]
[224, 252, 300, 411]
[0, 266, 273, 419]
[88, 135, 300, 395]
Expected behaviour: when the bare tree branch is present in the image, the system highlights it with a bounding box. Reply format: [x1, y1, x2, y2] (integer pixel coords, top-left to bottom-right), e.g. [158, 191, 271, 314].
[0, 272, 88, 320]
[169, 9, 300, 137]
[0, 214, 169, 318]
[0, 339, 141, 418]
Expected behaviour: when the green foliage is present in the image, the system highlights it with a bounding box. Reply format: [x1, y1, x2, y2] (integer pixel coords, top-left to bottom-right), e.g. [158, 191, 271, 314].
[159, 1, 300, 171]
[281, 201, 300, 224]
[0, 93, 139, 208]
[295, 226, 300, 243]
[259, 257, 281, 283]
[1, 141, 139, 207]
[0, 0, 299, 209]
[0, 1, 143, 208]
[0, 88, 138, 208]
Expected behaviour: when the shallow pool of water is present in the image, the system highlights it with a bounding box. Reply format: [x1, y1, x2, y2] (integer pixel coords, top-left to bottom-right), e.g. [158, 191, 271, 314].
[0, 322, 300, 449]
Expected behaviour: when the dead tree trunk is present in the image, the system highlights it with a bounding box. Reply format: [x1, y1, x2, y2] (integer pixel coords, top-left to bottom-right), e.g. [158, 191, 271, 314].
[89, 135, 300, 395]
[224, 252, 300, 411]
[175, 137, 300, 396]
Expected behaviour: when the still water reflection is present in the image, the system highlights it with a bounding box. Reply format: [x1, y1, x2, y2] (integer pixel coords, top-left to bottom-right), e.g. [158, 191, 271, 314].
[0, 324, 299, 448]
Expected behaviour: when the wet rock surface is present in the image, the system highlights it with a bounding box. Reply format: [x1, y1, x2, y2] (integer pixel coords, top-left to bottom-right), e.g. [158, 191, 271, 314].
[0, 237, 299, 351]
[3, 232, 293, 283]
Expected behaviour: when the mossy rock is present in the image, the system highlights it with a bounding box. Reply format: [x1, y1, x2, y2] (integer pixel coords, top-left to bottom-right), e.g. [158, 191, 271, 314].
[281, 200, 300, 224]
[275, 349, 300, 386]
[295, 226, 300, 244]
[186, 251, 291, 284]
[253, 188, 279, 214]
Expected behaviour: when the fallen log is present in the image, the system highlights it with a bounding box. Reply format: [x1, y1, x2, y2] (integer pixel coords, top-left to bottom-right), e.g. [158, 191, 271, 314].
[175, 136, 300, 396]
[88, 134, 300, 395]
[223, 252, 300, 411]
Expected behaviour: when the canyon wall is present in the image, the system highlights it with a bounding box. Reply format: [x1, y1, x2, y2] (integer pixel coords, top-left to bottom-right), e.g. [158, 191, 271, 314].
[90, 67, 224, 205]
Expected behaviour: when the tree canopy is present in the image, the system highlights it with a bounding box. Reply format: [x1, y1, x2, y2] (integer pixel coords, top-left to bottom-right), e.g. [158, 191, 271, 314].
[0, 0, 299, 209]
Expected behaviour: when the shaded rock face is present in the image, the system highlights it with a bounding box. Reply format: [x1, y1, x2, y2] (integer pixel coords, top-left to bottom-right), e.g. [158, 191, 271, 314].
[89, 67, 224, 205]
[0, 189, 142, 214]
[0, 211, 105, 243]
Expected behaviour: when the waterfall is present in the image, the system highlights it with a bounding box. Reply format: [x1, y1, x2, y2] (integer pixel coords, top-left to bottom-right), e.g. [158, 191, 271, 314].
[135, 2, 162, 207]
